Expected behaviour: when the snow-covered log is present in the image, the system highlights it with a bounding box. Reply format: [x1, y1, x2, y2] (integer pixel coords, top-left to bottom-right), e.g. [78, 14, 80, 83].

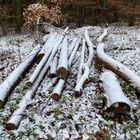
[42, 78, 58, 96]
[57, 36, 69, 79]
[5, 27, 68, 129]
[68, 38, 81, 67]
[28, 27, 68, 86]
[28, 45, 54, 86]
[68, 38, 77, 58]
[84, 28, 96, 49]
[97, 28, 108, 42]
[39, 32, 57, 55]
[52, 37, 79, 100]
[49, 56, 58, 78]
[6, 56, 47, 130]
[76, 38, 85, 82]
[84, 28, 94, 67]
[51, 79, 65, 101]
[0, 47, 40, 108]
[100, 71, 131, 115]
[74, 65, 90, 98]
[97, 43, 140, 97]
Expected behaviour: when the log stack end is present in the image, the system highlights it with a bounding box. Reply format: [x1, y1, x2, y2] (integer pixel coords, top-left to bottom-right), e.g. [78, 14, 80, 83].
[0, 100, 4, 109]
[51, 93, 60, 101]
[6, 123, 18, 130]
[57, 67, 69, 80]
[105, 102, 131, 115]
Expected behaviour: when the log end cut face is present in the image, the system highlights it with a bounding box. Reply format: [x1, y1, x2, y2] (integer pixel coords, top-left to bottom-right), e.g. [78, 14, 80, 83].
[106, 102, 131, 115]
[135, 87, 140, 98]
[57, 67, 69, 80]
[52, 93, 60, 101]
[0, 100, 4, 109]
[73, 91, 82, 98]
[6, 123, 18, 130]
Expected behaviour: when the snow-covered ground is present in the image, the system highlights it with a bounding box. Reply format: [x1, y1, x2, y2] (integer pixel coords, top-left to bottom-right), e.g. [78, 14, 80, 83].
[0, 25, 140, 140]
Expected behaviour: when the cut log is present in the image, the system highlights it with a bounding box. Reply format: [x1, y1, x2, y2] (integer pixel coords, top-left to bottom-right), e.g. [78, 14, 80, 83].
[0, 47, 40, 108]
[97, 43, 140, 97]
[27, 34, 60, 86]
[5, 27, 69, 129]
[51, 79, 65, 101]
[68, 38, 78, 58]
[97, 28, 108, 43]
[49, 56, 58, 78]
[100, 70, 131, 115]
[68, 38, 81, 67]
[6, 56, 47, 130]
[52, 37, 79, 100]
[39, 32, 57, 55]
[57, 36, 69, 79]
[77, 38, 86, 83]
[74, 65, 90, 98]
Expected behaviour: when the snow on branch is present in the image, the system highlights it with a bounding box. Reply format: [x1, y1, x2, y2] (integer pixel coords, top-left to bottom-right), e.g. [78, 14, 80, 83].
[100, 70, 131, 115]
[0, 47, 40, 108]
[97, 28, 108, 43]
[97, 43, 140, 97]
[74, 65, 90, 98]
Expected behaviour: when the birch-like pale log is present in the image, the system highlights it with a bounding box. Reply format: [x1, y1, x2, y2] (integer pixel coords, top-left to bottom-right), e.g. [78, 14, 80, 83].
[100, 70, 131, 115]
[97, 28, 108, 43]
[6, 57, 47, 130]
[57, 36, 69, 79]
[68, 38, 77, 58]
[49, 57, 58, 78]
[6, 28, 69, 130]
[97, 43, 140, 97]
[77, 38, 85, 83]
[0, 47, 40, 108]
[51, 79, 65, 101]
[52, 37, 80, 100]
[68, 38, 81, 67]
[74, 65, 90, 98]
[27, 35, 60, 86]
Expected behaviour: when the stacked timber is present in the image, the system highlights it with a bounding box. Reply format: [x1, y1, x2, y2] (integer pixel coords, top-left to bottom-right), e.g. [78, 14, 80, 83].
[0, 26, 139, 130]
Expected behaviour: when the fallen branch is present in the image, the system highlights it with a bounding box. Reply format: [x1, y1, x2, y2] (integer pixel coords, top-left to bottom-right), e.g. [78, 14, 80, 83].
[84, 28, 94, 67]
[100, 70, 131, 115]
[0, 47, 40, 108]
[97, 43, 140, 97]
[97, 28, 108, 43]
[74, 65, 90, 98]
[57, 36, 69, 79]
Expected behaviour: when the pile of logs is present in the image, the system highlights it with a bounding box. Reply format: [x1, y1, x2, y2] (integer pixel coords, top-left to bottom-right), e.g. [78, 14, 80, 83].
[0, 26, 140, 130]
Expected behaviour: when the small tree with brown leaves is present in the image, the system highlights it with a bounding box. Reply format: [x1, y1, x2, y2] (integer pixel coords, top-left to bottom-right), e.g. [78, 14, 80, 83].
[23, 3, 63, 31]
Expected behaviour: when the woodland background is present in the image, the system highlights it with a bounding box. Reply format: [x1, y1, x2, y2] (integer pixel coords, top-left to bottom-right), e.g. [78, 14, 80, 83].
[0, 0, 140, 35]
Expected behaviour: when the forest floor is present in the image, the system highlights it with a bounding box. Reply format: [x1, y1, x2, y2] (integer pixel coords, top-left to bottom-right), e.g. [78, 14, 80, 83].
[0, 25, 140, 140]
